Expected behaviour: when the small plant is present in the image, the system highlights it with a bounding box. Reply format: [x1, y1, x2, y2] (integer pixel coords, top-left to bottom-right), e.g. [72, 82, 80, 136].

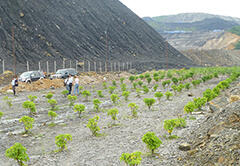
[153, 84, 158, 92]
[79, 86, 84, 94]
[121, 83, 127, 91]
[112, 80, 117, 86]
[55, 134, 72, 151]
[132, 82, 137, 89]
[142, 132, 162, 154]
[144, 98, 156, 110]
[122, 91, 130, 101]
[120, 77, 125, 84]
[144, 73, 150, 78]
[87, 115, 100, 136]
[45, 92, 53, 99]
[97, 90, 104, 98]
[165, 91, 173, 100]
[146, 77, 152, 84]
[28, 95, 37, 102]
[184, 101, 196, 114]
[154, 92, 163, 103]
[162, 80, 171, 88]
[73, 104, 85, 118]
[171, 77, 178, 85]
[174, 118, 186, 128]
[167, 72, 173, 78]
[177, 84, 184, 93]
[0, 111, 3, 121]
[137, 81, 143, 87]
[22, 101, 36, 114]
[111, 94, 119, 105]
[108, 86, 116, 94]
[61, 90, 69, 97]
[93, 99, 101, 112]
[192, 80, 201, 88]
[128, 103, 138, 117]
[203, 89, 217, 102]
[193, 97, 207, 110]
[139, 74, 144, 80]
[129, 76, 135, 83]
[82, 90, 91, 101]
[48, 99, 59, 111]
[171, 85, 178, 94]
[184, 83, 191, 90]
[5, 143, 29, 166]
[102, 82, 107, 89]
[164, 119, 176, 136]
[48, 111, 58, 121]
[136, 88, 141, 97]
[143, 85, 149, 94]
[67, 95, 77, 107]
[3, 96, 12, 108]
[120, 151, 142, 166]
[107, 108, 119, 122]
[153, 76, 159, 82]
[19, 116, 34, 133]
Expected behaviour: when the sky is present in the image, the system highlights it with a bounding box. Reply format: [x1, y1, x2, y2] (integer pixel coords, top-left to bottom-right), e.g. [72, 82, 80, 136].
[119, 0, 240, 18]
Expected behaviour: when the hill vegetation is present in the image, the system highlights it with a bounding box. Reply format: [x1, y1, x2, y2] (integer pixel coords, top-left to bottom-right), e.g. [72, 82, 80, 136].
[228, 26, 240, 49]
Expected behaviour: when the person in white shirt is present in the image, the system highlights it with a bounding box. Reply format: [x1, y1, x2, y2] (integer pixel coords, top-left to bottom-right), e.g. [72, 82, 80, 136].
[73, 76, 79, 95]
[11, 76, 18, 96]
[67, 74, 73, 95]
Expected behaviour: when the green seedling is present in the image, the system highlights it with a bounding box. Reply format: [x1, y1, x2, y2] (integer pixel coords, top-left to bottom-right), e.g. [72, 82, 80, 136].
[55, 134, 72, 151]
[73, 104, 85, 118]
[22, 101, 36, 114]
[128, 103, 138, 117]
[144, 98, 156, 110]
[87, 115, 100, 136]
[93, 99, 101, 112]
[5, 143, 29, 166]
[120, 151, 142, 166]
[122, 91, 130, 101]
[19, 116, 34, 133]
[142, 132, 162, 154]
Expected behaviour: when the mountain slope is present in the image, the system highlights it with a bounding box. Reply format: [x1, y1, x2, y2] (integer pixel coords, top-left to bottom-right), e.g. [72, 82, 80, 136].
[144, 17, 239, 33]
[0, 0, 193, 72]
[147, 13, 240, 24]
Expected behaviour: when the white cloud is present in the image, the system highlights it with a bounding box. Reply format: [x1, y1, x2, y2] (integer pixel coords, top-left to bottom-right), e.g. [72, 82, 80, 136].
[119, 0, 240, 18]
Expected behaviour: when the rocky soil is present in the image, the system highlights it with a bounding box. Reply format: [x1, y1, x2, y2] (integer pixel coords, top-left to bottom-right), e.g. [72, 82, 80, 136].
[0, 73, 239, 166]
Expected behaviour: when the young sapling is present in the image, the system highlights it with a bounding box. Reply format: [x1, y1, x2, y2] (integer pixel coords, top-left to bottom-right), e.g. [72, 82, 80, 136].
[143, 98, 156, 110]
[93, 99, 101, 112]
[142, 132, 162, 154]
[97, 90, 104, 98]
[5, 143, 29, 166]
[111, 94, 119, 105]
[87, 115, 100, 136]
[73, 104, 85, 118]
[128, 103, 138, 117]
[55, 134, 72, 151]
[19, 116, 34, 133]
[82, 90, 91, 101]
[120, 151, 142, 166]
[122, 91, 130, 101]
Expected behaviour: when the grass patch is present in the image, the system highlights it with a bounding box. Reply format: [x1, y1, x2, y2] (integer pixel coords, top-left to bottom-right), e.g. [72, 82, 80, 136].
[189, 116, 196, 120]
[48, 122, 57, 127]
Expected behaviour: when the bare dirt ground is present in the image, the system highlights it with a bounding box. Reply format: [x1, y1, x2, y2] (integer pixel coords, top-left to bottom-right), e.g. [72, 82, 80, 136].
[0, 73, 237, 166]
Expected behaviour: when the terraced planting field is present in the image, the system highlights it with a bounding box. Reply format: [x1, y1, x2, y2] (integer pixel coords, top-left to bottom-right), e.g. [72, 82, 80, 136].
[0, 67, 239, 166]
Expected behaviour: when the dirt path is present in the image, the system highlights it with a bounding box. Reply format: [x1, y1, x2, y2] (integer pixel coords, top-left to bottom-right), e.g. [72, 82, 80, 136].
[0, 76, 227, 166]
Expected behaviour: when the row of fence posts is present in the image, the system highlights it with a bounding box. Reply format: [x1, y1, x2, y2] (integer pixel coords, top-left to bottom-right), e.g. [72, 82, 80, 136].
[0, 59, 132, 74]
